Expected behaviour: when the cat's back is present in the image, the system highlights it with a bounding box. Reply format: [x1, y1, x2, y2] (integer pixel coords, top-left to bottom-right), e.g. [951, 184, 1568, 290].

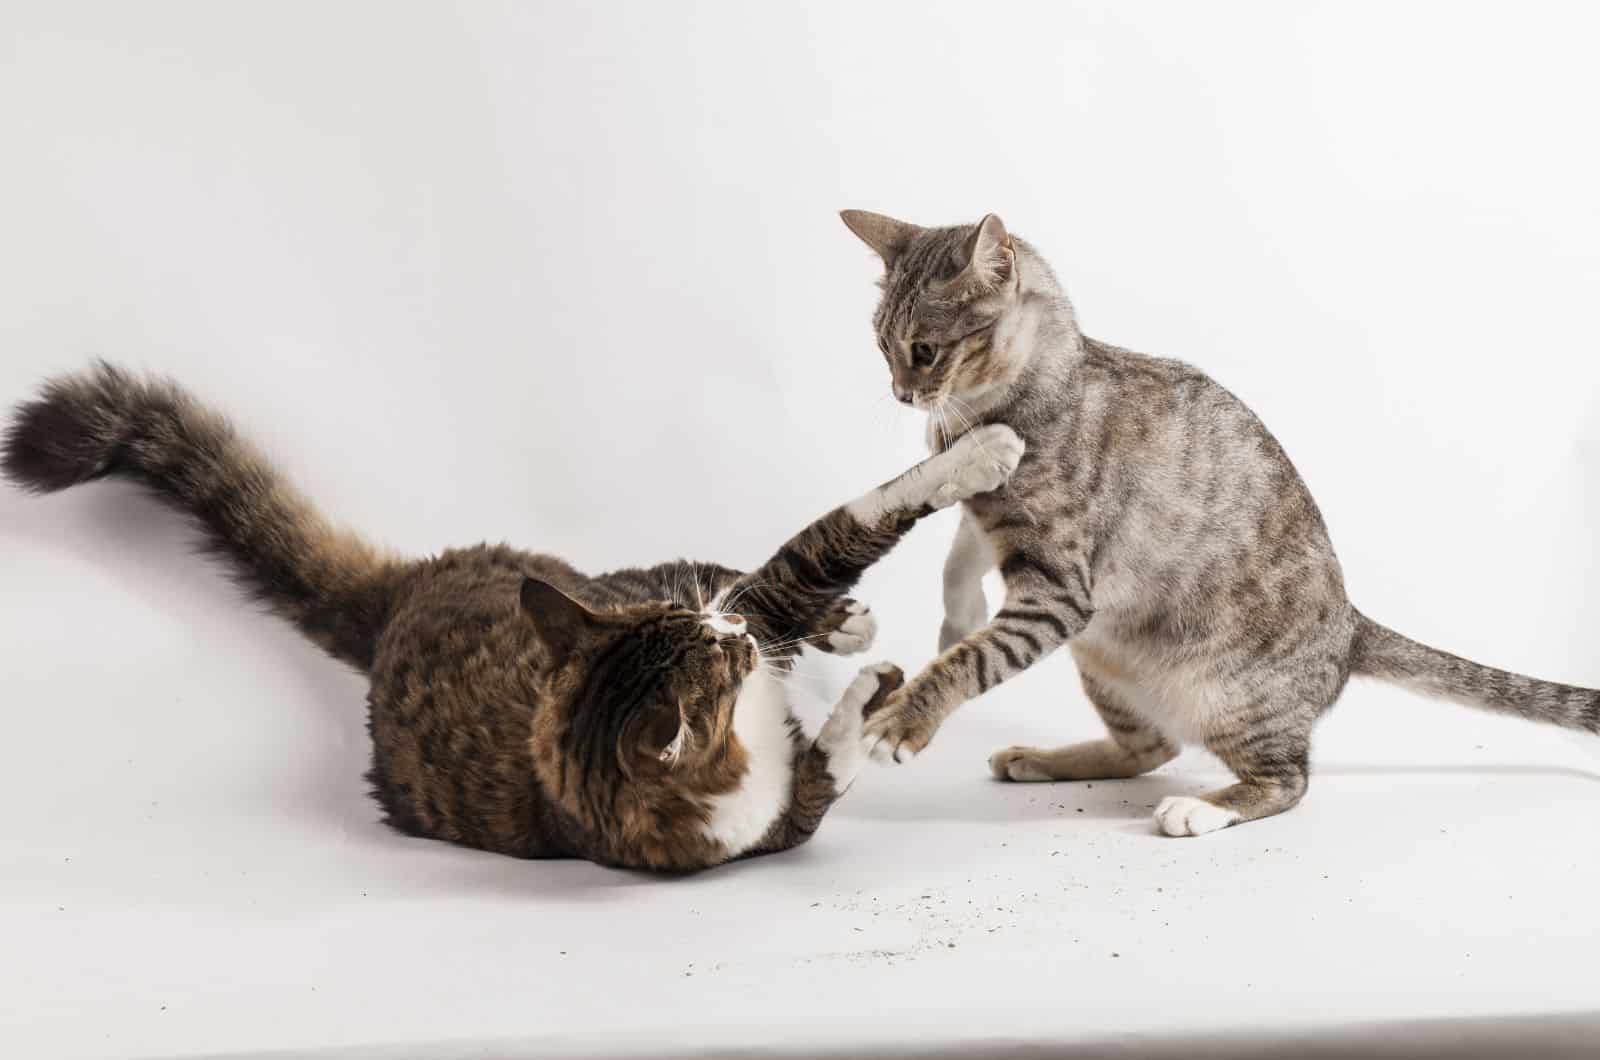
[1055, 338, 1353, 666]
[1066, 338, 1325, 527]
[364, 544, 577, 857]
[374, 544, 575, 681]
[1009, 339, 1291, 526]
[1075, 337, 1232, 422]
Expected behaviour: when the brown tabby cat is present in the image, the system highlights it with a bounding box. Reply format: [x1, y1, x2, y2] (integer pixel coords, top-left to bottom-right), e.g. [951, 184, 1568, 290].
[2, 362, 1023, 870]
[840, 209, 1600, 837]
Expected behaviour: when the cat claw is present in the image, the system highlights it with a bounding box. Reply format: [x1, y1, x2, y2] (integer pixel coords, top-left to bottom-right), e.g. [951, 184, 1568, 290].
[864, 735, 918, 765]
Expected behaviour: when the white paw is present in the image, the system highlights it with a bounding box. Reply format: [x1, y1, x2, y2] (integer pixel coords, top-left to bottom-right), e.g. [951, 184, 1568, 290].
[1154, 796, 1239, 837]
[819, 663, 900, 782]
[865, 736, 919, 765]
[941, 424, 1024, 504]
[820, 663, 897, 747]
[987, 747, 1053, 782]
[827, 608, 878, 655]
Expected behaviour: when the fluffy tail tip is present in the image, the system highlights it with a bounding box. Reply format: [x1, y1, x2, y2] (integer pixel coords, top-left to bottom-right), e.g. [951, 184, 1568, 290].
[1, 365, 125, 494]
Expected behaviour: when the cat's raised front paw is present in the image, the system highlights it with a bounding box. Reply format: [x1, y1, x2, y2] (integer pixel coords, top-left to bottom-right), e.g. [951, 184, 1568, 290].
[818, 662, 903, 758]
[934, 424, 1024, 507]
[817, 598, 877, 656]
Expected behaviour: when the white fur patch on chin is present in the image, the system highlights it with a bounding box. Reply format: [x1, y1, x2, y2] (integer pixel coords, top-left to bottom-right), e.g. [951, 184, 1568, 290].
[1154, 795, 1239, 837]
[700, 667, 795, 856]
[702, 613, 747, 636]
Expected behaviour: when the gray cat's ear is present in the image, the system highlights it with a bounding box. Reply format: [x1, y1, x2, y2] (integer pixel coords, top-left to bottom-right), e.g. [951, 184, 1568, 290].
[519, 577, 597, 661]
[840, 209, 921, 268]
[958, 213, 1015, 291]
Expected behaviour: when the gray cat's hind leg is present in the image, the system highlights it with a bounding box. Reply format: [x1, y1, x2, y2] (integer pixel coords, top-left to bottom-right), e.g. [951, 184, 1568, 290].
[939, 510, 993, 652]
[990, 670, 1178, 782]
[1154, 700, 1316, 836]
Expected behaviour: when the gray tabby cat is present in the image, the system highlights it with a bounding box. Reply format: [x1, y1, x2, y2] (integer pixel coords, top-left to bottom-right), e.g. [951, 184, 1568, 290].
[840, 209, 1600, 837]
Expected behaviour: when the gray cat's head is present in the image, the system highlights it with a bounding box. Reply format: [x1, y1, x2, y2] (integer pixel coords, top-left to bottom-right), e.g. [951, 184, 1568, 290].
[841, 210, 1059, 411]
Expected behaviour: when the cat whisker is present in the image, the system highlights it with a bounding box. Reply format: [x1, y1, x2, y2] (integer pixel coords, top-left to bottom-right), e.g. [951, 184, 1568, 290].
[942, 397, 1001, 467]
[757, 630, 836, 652]
[941, 397, 984, 450]
[719, 580, 770, 613]
[948, 395, 988, 438]
[689, 560, 706, 611]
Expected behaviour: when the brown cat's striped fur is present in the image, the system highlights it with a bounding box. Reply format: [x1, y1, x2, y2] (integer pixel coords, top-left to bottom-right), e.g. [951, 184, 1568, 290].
[2, 362, 1020, 870]
[841, 209, 1600, 837]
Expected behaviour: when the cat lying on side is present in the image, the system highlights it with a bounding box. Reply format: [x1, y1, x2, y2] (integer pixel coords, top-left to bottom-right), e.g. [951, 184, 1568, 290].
[2, 362, 1023, 870]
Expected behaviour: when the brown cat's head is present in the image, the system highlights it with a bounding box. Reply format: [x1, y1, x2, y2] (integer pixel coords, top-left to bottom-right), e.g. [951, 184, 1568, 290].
[840, 210, 1060, 414]
[519, 578, 758, 783]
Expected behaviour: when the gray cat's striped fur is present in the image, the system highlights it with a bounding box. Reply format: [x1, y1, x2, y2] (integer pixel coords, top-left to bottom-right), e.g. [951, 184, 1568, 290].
[840, 209, 1600, 836]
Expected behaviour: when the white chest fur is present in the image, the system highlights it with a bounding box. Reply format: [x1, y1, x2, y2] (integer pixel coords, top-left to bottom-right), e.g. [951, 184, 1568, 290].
[699, 667, 794, 856]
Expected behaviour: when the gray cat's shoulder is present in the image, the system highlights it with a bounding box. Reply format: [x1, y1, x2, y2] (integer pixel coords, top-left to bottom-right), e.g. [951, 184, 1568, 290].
[1081, 336, 1218, 392]
[1079, 336, 1269, 429]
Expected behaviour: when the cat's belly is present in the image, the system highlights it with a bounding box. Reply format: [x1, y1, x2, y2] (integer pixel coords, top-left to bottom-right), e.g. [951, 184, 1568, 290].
[1069, 625, 1232, 745]
[699, 667, 795, 856]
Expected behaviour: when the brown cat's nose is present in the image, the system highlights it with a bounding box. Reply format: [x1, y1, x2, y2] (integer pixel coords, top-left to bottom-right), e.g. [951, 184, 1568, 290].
[894, 386, 915, 405]
[723, 613, 745, 629]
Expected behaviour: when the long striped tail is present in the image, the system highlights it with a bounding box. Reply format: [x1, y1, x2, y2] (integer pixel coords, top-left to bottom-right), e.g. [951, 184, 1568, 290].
[1351, 611, 1600, 733]
[3, 361, 405, 671]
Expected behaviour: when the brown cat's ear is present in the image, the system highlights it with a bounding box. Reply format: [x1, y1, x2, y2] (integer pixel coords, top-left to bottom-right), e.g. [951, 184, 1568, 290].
[840, 209, 922, 268]
[519, 577, 597, 661]
[957, 213, 1015, 291]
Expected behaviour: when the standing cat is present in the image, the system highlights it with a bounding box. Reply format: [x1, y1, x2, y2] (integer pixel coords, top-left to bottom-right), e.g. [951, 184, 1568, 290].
[839, 209, 1600, 836]
[2, 362, 1022, 870]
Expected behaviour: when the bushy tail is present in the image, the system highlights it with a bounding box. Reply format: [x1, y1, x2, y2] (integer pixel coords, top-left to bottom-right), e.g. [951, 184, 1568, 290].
[2, 361, 404, 671]
[1351, 612, 1600, 733]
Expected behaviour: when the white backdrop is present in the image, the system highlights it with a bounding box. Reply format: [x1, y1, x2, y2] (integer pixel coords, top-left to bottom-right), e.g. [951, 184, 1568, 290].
[3, 4, 1598, 1059]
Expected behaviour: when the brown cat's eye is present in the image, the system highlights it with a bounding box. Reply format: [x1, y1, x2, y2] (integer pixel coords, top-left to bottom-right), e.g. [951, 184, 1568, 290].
[910, 341, 938, 368]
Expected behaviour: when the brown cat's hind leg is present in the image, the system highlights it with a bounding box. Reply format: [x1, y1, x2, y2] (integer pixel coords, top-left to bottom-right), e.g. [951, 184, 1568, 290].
[990, 671, 1177, 782]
